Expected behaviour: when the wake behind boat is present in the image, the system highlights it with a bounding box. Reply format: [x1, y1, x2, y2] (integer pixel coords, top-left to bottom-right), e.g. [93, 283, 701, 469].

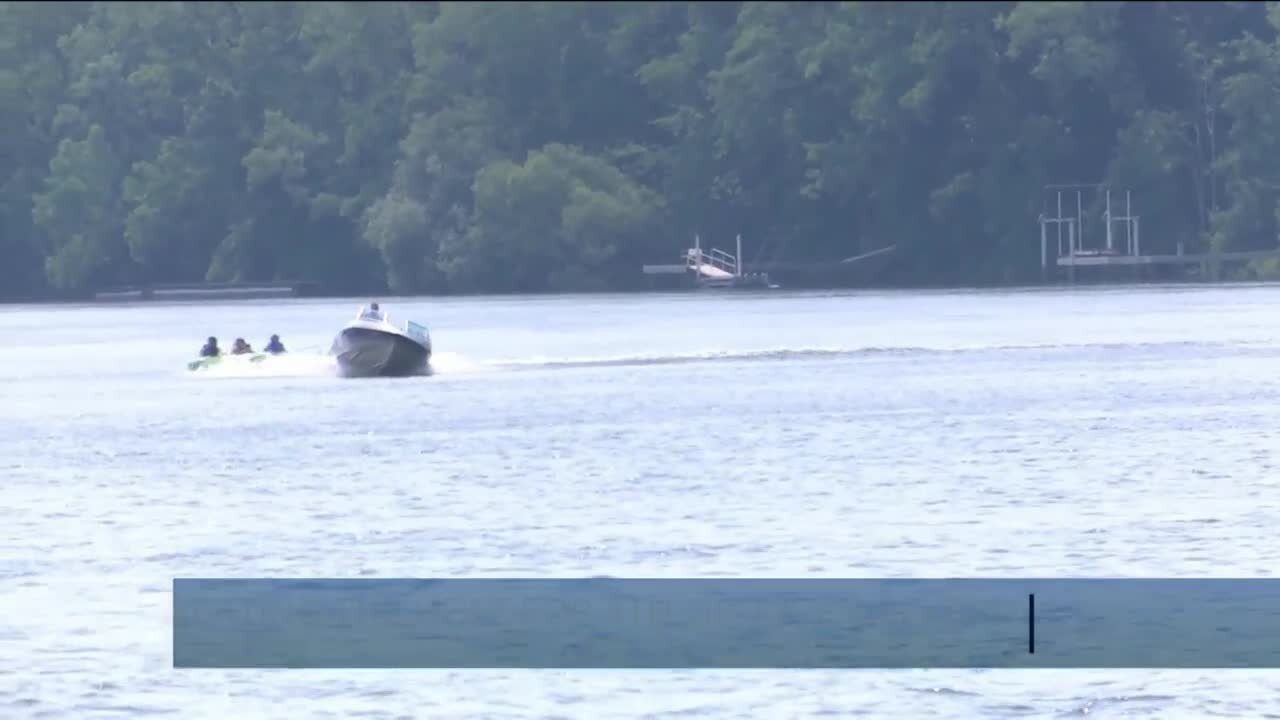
[187, 353, 268, 372]
[187, 336, 282, 372]
[329, 303, 432, 378]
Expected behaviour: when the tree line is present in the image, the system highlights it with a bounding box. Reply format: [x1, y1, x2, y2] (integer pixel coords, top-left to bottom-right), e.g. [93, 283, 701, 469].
[3, 1, 1280, 300]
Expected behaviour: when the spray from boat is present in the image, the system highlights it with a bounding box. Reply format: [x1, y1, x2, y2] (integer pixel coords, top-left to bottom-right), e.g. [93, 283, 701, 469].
[186, 296, 1257, 381]
[186, 301, 438, 380]
[185, 350, 338, 378]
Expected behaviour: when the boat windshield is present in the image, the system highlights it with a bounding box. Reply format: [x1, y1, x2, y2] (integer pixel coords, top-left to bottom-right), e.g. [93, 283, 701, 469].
[405, 320, 428, 344]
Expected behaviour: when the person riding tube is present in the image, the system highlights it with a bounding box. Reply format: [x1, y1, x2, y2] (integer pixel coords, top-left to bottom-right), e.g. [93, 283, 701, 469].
[199, 337, 221, 357]
[264, 334, 286, 354]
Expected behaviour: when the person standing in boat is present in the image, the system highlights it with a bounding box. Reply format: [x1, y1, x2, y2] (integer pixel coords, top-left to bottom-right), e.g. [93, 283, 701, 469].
[264, 334, 286, 354]
[199, 337, 221, 357]
[360, 302, 383, 321]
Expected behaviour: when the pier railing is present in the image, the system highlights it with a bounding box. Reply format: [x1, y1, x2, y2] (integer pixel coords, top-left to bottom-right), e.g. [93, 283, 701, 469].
[686, 247, 739, 276]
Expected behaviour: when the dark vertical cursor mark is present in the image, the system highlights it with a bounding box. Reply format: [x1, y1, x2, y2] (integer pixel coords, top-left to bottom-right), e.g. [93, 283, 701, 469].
[1028, 593, 1036, 654]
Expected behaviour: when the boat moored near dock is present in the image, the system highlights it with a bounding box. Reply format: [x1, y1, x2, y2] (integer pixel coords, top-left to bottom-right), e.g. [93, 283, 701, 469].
[642, 235, 776, 290]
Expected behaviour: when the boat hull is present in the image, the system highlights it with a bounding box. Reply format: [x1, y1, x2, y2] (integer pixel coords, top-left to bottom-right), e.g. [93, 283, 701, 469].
[330, 327, 431, 378]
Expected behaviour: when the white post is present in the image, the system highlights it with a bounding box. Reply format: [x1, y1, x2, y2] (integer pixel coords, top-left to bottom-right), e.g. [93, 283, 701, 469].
[1076, 190, 1084, 252]
[1126, 190, 1133, 254]
[1056, 191, 1064, 252]
[1040, 219, 1048, 275]
[1106, 188, 1113, 251]
[1134, 218, 1140, 256]
[735, 234, 743, 277]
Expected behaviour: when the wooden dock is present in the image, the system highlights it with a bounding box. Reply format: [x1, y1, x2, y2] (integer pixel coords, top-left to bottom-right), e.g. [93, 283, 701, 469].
[640, 263, 688, 275]
[642, 235, 775, 289]
[92, 282, 316, 302]
[642, 236, 897, 289]
[1056, 248, 1280, 267]
[1036, 183, 1280, 281]
[744, 244, 898, 274]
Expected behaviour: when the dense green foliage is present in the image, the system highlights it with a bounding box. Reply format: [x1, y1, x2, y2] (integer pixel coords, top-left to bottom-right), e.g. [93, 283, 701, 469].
[3, 1, 1280, 298]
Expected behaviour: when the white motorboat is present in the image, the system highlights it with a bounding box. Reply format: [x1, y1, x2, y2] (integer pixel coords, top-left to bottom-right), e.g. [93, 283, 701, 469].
[329, 304, 432, 378]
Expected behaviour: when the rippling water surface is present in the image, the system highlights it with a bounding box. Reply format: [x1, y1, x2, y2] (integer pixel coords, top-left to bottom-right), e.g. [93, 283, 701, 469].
[5, 285, 1280, 718]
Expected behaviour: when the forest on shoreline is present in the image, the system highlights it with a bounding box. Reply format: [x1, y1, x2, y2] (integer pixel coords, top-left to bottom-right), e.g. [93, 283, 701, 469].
[4, 1, 1280, 300]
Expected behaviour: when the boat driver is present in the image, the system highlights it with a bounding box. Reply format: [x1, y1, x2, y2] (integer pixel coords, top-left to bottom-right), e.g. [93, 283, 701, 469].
[199, 337, 220, 357]
[361, 302, 383, 321]
[264, 334, 286, 354]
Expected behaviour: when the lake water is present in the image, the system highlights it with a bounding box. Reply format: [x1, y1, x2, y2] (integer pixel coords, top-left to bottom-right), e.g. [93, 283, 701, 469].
[4, 284, 1280, 718]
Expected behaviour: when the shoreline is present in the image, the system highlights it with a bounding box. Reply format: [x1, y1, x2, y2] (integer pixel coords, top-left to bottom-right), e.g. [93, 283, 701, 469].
[4, 277, 1280, 309]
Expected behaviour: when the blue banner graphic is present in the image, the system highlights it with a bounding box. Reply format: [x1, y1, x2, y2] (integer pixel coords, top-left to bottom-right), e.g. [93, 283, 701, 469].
[172, 579, 1280, 668]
